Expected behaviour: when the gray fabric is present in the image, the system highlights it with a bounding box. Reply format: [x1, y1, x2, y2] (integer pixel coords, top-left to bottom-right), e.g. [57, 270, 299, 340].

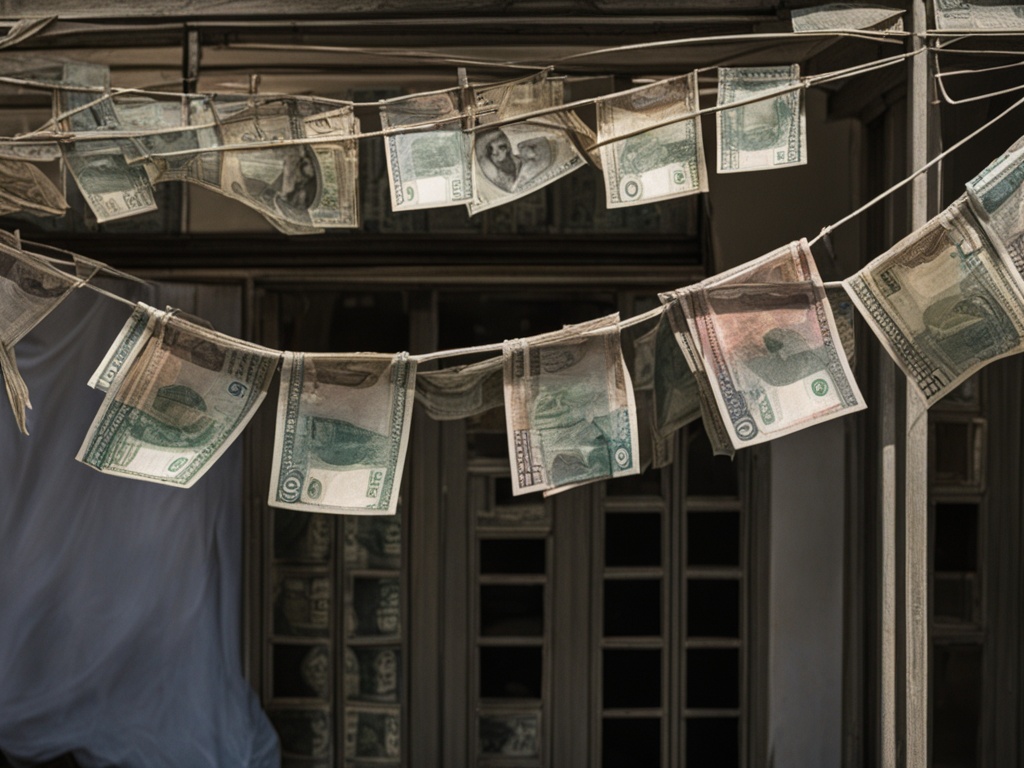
[0, 284, 279, 768]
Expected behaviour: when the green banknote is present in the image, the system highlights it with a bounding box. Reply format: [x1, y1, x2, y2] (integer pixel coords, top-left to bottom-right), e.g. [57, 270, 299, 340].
[77, 312, 278, 487]
[717, 64, 805, 173]
[415, 355, 502, 421]
[934, 0, 1024, 30]
[966, 134, 1024, 276]
[380, 89, 473, 211]
[503, 315, 640, 496]
[597, 72, 707, 208]
[269, 352, 417, 515]
[845, 197, 1024, 405]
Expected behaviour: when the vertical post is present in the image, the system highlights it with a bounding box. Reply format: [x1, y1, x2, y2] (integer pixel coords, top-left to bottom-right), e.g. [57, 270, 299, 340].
[904, 1, 931, 766]
[180, 27, 200, 235]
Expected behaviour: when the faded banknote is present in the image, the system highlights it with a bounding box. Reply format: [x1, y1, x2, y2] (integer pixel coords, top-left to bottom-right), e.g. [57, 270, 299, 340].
[77, 308, 278, 487]
[717, 65, 806, 173]
[503, 315, 640, 496]
[966, 134, 1024, 275]
[845, 198, 1024, 405]
[934, 0, 1024, 30]
[381, 90, 473, 211]
[57, 62, 158, 222]
[415, 355, 502, 420]
[470, 72, 588, 214]
[0, 158, 67, 216]
[127, 96, 361, 232]
[0, 241, 79, 434]
[674, 239, 866, 449]
[825, 284, 857, 366]
[597, 72, 707, 208]
[269, 352, 417, 515]
[87, 302, 160, 392]
[791, 3, 904, 32]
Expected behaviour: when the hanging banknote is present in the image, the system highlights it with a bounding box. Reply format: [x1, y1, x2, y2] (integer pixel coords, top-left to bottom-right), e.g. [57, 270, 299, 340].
[845, 198, 1024, 405]
[965, 134, 1024, 275]
[717, 64, 806, 173]
[57, 62, 159, 222]
[380, 89, 473, 211]
[503, 315, 639, 496]
[672, 239, 866, 450]
[469, 72, 589, 214]
[0, 157, 67, 216]
[125, 96, 361, 232]
[87, 302, 161, 392]
[791, 3, 904, 32]
[825, 284, 857, 366]
[415, 355, 502, 420]
[77, 308, 279, 487]
[0, 240, 80, 434]
[269, 352, 417, 515]
[596, 72, 708, 208]
[934, 0, 1024, 30]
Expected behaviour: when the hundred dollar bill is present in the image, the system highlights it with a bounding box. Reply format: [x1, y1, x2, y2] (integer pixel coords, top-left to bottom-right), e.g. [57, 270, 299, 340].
[57, 62, 158, 222]
[791, 3, 904, 32]
[845, 198, 1024, 405]
[269, 352, 417, 515]
[503, 315, 640, 496]
[0, 241, 79, 434]
[597, 73, 707, 208]
[717, 65, 806, 173]
[684, 240, 865, 449]
[0, 143, 62, 163]
[415, 355, 502, 420]
[0, 157, 67, 216]
[934, 0, 1024, 30]
[381, 89, 473, 211]
[469, 72, 588, 214]
[965, 134, 1024, 275]
[77, 312, 278, 487]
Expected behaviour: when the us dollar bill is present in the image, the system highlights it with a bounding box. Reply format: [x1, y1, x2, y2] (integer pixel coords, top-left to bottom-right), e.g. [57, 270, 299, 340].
[0, 240, 79, 434]
[965, 134, 1024, 275]
[659, 292, 736, 457]
[87, 302, 161, 392]
[77, 312, 278, 487]
[684, 239, 865, 449]
[934, 0, 1024, 30]
[269, 352, 417, 515]
[381, 89, 473, 211]
[825, 284, 857, 366]
[503, 315, 640, 496]
[597, 72, 707, 208]
[0, 157, 67, 216]
[791, 3, 904, 32]
[717, 65, 806, 173]
[845, 197, 1024, 405]
[57, 62, 158, 222]
[469, 72, 588, 214]
[415, 355, 503, 420]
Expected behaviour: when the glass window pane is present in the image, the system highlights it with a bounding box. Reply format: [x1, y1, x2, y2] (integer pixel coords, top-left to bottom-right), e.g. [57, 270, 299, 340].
[932, 644, 982, 768]
[605, 512, 662, 567]
[344, 707, 400, 761]
[602, 718, 661, 768]
[275, 510, 333, 562]
[345, 647, 401, 704]
[687, 512, 740, 567]
[348, 577, 401, 638]
[604, 579, 661, 636]
[480, 647, 543, 699]
[479, 713, 541, 757]
[687, 649, 739, 709]
[934, 573, 977, 625]
[270, 708, 333, 763]
[934, 503, 979, 572]
[686, 717, 739, 768]
[480, 539, 546, 574]
[687, 579, 740, 638]
[274, 572, 331, 638]
[481, 585, 544, 637]
[686, 427, 738, 496]
[344, 517, 401, 570]
[606, 468, 663, 497]
[273, 644, 331, 700]
[603, 649, 662, 708]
